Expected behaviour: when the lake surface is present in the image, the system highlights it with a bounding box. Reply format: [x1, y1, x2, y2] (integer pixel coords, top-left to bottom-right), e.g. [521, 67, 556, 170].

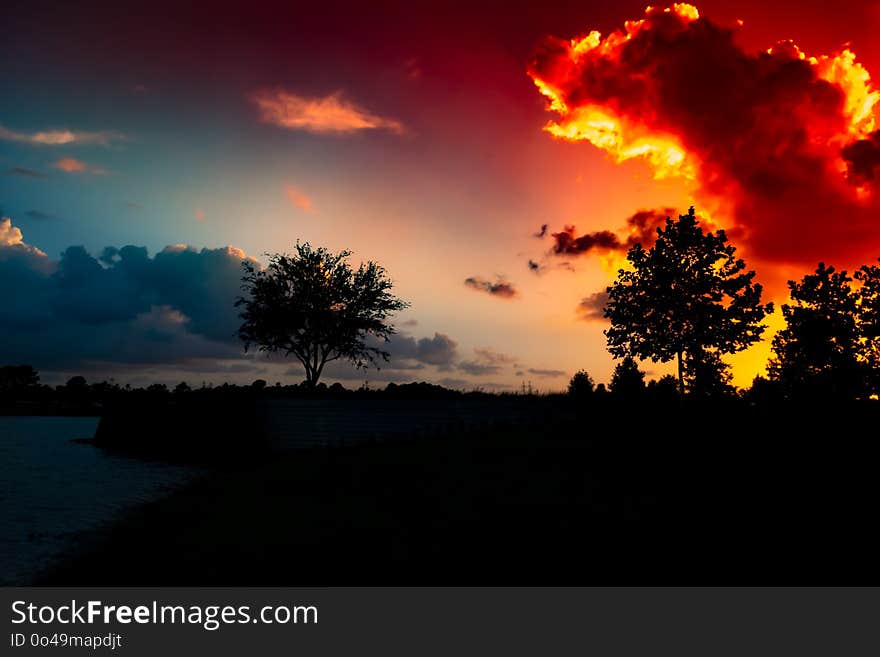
[0, 416, 202, 585]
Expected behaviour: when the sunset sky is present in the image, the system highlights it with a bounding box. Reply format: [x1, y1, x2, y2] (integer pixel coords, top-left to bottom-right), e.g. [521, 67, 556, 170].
[2, 0, 880, 389]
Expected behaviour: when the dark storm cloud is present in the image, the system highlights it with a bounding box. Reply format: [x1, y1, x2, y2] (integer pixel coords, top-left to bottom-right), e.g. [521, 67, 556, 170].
[550, 209, 674, 257]
[308, 340, 517, 380]
[414, 332, 459, 367]
[282, 330, 459, 382]
[458, 347, 517, 376]
[49, 243, 251, 342]
[842, 130, 880, 185]
[551, 227, 621, 255]
[464, 276, 518, 299]
[0, 218, 255, 370]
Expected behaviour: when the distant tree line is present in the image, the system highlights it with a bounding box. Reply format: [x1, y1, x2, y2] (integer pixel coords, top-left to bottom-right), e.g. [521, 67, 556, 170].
[0, 367, 536, 415]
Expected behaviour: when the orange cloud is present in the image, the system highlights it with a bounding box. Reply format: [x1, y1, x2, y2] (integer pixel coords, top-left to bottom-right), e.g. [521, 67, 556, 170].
[194, 209, 206, 223]
[53, 157, 108, 174]
[0, 123, 123, 146]
[285, 184, 314, 213]
[0, 217, 27, 247]
[251, 89, 403, 135]
[0, 217, 48, 258]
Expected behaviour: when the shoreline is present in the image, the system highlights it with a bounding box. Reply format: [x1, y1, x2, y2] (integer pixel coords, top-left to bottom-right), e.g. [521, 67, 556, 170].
[0, 416, 205, 586]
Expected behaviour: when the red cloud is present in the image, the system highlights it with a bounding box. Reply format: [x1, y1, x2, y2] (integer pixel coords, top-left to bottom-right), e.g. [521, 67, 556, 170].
[529, 4, 880, 268]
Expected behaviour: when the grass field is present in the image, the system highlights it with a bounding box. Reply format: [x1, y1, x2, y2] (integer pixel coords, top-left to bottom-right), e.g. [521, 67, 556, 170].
[40, 405, 879, 585]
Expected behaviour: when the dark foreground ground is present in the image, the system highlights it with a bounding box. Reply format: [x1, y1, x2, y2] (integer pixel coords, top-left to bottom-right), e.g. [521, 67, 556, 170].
[40, 403, 878, 585]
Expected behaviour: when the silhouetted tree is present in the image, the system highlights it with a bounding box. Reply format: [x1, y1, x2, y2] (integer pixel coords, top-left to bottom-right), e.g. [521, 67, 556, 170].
[90, 380, 117, 396]
[568, 370, 594, 398]
[855, 258, 880, 395]
[0, 365, 39, 392]
[174, 381, 191, 394]
[769, 263, 867, 399]
[686, 348, 734, 398]
[609, 356, 646, 399]
[66, 375, 87, 390]
[647, 374, 680, 403]
[237, 243, 409, 388]
[605, 207, 772, 394]
[746, 375, 784, 405]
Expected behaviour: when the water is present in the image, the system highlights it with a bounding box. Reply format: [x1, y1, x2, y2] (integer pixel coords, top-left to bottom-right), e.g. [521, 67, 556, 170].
[0, 416, 202, 585]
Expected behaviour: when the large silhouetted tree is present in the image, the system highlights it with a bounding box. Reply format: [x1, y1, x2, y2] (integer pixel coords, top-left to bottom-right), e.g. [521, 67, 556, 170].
[769, 263, 867, 399]
[604, 208, 772, 394]
[855, 258, 880, 396]
[237, 243, 409, 388]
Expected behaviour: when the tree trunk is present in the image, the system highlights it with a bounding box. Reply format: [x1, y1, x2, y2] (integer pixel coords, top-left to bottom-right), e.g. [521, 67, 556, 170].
[677, 350, 685, 396]
[303, 362, 316, 388]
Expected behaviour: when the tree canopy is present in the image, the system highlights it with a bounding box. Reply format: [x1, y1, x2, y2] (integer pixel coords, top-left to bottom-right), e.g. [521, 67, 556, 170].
[604, 207, 772, 394]
[768, 262, 868, 399]
[855, 259, 880, 396]
[568, 370, 594, 398]
[237, 243, 409, 387]
[609, 356, 646, 398]
[0, 365, 39, 392]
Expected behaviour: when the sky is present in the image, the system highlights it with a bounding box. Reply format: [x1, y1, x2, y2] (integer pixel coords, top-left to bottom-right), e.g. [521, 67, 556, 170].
[2, 0, 879, 390]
